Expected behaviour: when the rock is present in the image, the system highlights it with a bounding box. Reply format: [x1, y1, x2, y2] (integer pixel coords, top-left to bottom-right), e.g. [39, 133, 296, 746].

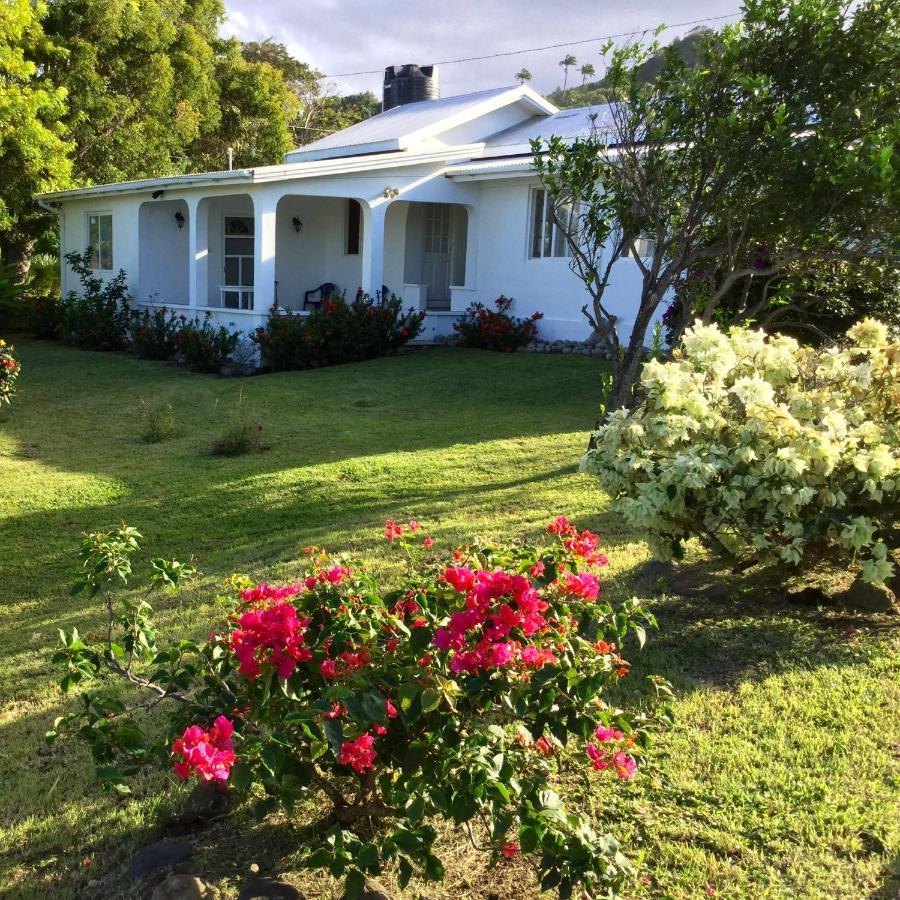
[150, 874, 209, 900]
[180, 781, 230, 824]
[238, 876, 306, 899]
[129, 840, 193, 879]
[836, 579, 897, 613]
[360, 878, 396, 900]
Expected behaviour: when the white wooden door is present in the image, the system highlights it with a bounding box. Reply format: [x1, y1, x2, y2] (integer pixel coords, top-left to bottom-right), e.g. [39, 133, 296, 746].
[422, 203, 452, 304]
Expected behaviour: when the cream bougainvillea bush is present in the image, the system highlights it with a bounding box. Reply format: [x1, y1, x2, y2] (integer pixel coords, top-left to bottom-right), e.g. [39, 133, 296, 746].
[582, 319, 899, 585]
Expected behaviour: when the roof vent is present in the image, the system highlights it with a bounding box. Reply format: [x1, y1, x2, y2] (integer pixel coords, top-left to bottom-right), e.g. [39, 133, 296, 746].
[383, 64, 440, 111]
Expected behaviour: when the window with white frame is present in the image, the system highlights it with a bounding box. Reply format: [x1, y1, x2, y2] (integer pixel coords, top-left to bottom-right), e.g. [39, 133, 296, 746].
[625, 233, 658, 260]
[87, 213, 113, 270]
[528, 188, 577, 259]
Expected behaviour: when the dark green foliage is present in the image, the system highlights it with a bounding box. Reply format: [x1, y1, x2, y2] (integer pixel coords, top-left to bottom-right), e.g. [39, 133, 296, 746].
[174, 314, 241, 373]
[253, 291, 425, 371]
[59, 250, 132, 351]
[453, 296, 543, 352]
[129, 306, 186, 360]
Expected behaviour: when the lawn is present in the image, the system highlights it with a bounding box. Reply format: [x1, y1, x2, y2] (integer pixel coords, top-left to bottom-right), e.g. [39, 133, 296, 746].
[0, 338, 898, 899]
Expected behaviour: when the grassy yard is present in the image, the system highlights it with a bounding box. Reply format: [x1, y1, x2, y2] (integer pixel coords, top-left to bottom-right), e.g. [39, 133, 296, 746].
[0, 338, 897, 899]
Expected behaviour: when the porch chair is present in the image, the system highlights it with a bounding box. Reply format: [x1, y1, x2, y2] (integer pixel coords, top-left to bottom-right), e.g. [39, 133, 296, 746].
[303, 282, 336, 311]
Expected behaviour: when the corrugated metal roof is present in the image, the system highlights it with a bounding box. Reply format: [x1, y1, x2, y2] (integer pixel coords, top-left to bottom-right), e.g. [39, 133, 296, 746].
[285, 85, 554, 160]
[483, 104, 615, 148]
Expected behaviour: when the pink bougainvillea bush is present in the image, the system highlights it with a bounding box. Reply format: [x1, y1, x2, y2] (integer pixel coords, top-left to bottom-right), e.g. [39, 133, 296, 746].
[0, 338, 21, 405]
[50, 519, 670, 898]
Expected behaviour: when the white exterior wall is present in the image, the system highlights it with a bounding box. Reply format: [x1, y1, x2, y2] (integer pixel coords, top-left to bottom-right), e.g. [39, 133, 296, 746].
[56, 168, 657, 345]
[472, 177, 651, 343]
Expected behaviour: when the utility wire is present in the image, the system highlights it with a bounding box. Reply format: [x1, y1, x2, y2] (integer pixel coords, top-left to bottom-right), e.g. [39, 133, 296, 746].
[321, 13, 741, 78]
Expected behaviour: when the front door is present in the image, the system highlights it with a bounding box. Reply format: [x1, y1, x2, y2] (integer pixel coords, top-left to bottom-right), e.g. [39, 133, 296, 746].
[422, 203, 452, 307]
[222, 216, 255, 310]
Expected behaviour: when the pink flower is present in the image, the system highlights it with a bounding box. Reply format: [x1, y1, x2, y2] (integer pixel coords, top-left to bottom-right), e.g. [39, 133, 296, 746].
[384, 520, 405, 542]
[501, 843, 520, 859]
[423, 536, 434, 549]
[612, 751, 637, 780]
[563, 572, 600, 602]
[339, 733, 377, 774]
[408, 519, 421, 532]
[320, 659, 338, 678]
[171, 716, 236, 783]
[529, 561, 545, 578]
[443, 566, 475, 593]
[229, 602, 313, 681]
[547, 515, 576, 536]
[594, 725, 624, 743]
[386, 699, 398, 719]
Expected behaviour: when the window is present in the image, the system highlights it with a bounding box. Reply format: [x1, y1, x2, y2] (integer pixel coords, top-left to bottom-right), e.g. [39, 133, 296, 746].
[87, 213, 113, 270]
[346, 199, 361, 255]
[625, 234, 658, 260]
[528, 188, 576, 259]
[222, 216, 254, 310]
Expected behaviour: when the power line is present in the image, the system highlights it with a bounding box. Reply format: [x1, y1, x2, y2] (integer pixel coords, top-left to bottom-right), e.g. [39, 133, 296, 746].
[320, 13, 741, 79]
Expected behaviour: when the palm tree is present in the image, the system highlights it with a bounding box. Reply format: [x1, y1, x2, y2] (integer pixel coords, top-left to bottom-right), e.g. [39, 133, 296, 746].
[514, 68, 533, 85]
[580, 63, 596, 86]
[559, 54, 577, 91]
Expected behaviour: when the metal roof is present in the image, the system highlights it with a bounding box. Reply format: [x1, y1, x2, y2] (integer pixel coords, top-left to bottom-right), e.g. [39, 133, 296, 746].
[284, 84, 557, 161]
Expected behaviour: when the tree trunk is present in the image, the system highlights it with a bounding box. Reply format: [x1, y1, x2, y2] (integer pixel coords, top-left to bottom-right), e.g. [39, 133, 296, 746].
[0, 236, 35, 284]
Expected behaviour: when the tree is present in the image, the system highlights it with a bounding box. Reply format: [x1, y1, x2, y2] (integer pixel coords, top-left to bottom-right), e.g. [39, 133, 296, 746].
[534, 0, 900, 412]
[301, 90, 380, 145]
[514, 67, 532, 85]
[188, 37, 298, 170]
[0, 0, 72, 281]
[558, 54, 577, 91]
[579, 63, 596, 85]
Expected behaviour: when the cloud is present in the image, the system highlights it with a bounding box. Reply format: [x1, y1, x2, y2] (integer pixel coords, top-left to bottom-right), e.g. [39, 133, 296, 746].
[222, 0, 742, 98]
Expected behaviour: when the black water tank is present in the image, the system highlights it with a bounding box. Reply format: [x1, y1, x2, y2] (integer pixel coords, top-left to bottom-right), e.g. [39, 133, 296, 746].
[383, 64, 440, 111]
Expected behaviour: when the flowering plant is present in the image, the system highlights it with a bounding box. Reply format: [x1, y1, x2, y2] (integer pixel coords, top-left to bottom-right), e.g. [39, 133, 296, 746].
[0, 338, 20, 405]
[253, 290, 425, 371]
[454, 296, 543, 352]
[582, 318, 900, 585]
[49, 519, 669, 898]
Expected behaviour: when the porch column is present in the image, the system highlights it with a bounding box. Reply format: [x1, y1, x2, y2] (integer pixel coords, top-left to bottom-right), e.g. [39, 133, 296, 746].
[186, 196, 206, 310]
[253, 190, 279, 312]
[360, 200, 388, 297]
[462, 205, 479, 288]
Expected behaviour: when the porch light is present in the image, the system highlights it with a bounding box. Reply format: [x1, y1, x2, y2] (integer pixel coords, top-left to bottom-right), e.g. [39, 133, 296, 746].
[174, 210, 185, 230]
[383, 187, 400, 200]
[292, 216, 302, 233]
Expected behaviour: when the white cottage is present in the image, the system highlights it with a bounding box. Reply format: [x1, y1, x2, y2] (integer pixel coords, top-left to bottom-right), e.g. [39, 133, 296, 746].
[37, 65, 650, 343]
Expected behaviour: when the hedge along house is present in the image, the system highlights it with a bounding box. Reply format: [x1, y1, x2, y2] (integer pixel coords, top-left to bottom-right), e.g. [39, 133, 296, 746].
[37, 64, 653, 343]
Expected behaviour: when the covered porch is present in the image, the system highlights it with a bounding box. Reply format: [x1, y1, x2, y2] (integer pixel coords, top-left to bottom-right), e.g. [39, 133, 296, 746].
[134, 186, 479, 339]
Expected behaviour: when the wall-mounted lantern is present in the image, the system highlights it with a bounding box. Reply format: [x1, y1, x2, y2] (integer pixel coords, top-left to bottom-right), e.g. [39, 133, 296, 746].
[174, 210, 185, 230]
[292, 216, 303, 233]
[382, 187, 400, 200]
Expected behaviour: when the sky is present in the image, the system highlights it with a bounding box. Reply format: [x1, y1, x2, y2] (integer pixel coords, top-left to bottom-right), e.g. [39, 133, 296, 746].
[221, 0, 745, 100]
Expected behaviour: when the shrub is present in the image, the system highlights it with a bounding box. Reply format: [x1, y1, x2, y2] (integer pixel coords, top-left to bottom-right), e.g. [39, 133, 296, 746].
[59, 250, 132, 351]
[0, 339, 21, 405]
[129, 306, 185, 360]
[253, 291, 426, 371]
[26, 293, 65, 340]
[49, 518, 668, 899]
[582, 318, 900, 585]
[454, 296, 542, 352]
[0, 265, 26, 331]
[212, 389, 266, 456]
[175, 313, 240, 373]
[138, 399, 176, 443]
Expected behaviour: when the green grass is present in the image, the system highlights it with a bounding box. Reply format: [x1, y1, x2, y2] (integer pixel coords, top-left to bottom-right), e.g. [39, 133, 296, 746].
[0, 338, 897, 899]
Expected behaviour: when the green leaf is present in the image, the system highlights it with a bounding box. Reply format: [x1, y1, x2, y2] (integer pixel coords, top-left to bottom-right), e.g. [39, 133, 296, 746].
[356, 842, 379, 870]
[408, 626, 433, 652]
[397, 857, 414, 889]
[253, 796, 278, 822]
[231, 762, 253, 791]
[323, 718, 344, 759]
[419, 689, 440, 713]
[361, 688, 388, 724]
[343, 868, 365, 899]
